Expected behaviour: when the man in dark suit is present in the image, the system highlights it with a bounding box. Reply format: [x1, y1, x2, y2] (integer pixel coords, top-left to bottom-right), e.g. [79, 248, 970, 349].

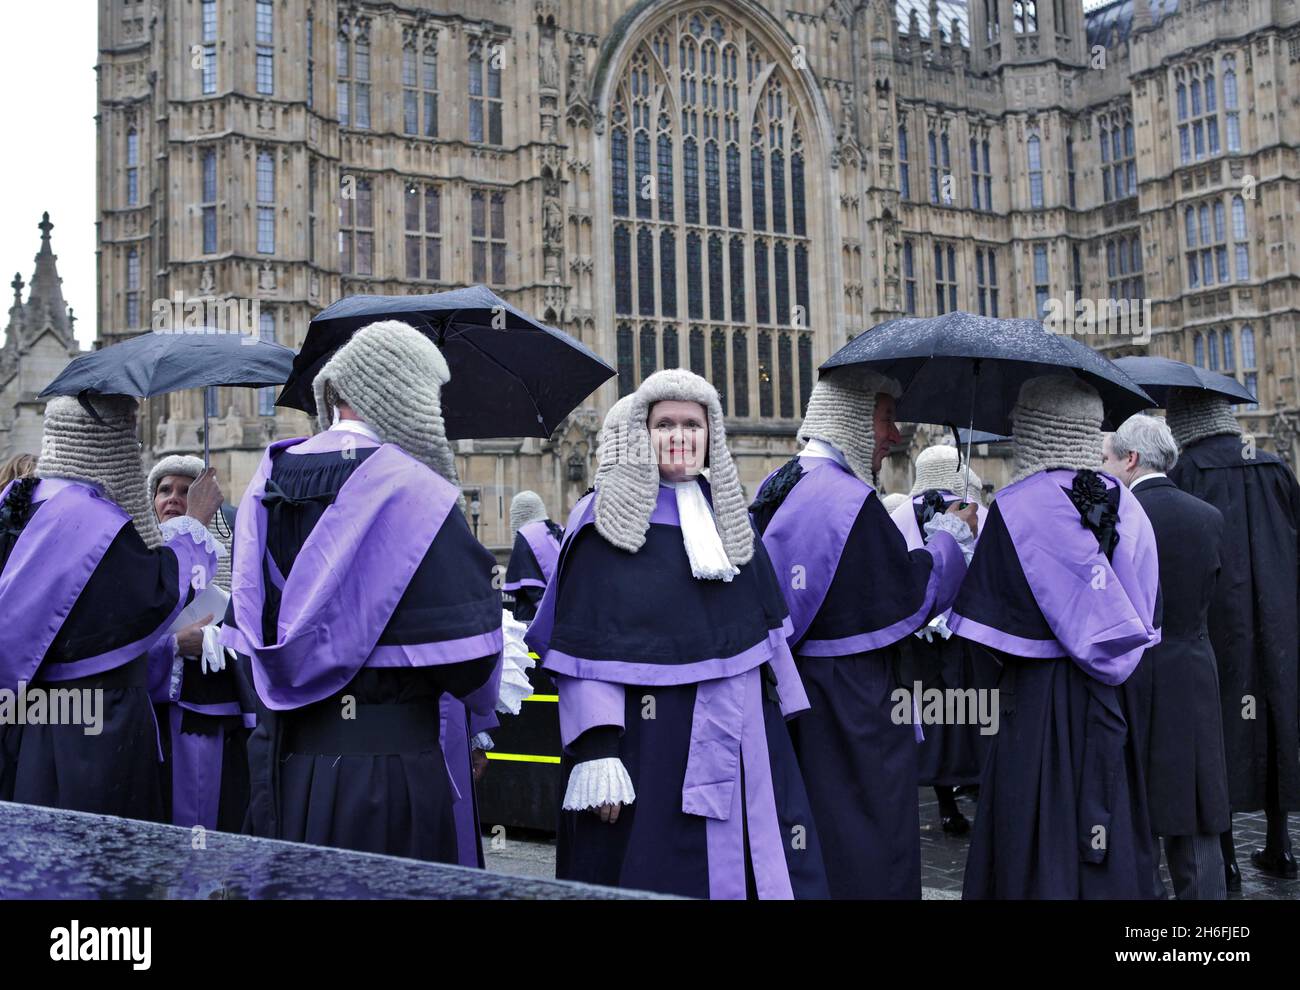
[1104, 414, 1231, 899]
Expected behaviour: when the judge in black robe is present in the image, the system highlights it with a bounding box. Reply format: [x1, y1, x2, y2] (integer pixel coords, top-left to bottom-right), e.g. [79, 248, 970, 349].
[1166, 388, 1300, 881]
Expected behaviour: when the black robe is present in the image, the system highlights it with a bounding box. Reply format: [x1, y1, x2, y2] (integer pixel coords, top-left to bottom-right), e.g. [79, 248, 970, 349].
[1120, 476, 1231, 837]
[1169, 434, 1300, 812]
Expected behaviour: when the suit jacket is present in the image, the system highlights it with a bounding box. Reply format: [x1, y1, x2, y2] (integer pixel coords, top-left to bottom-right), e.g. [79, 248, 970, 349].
[1122, 475, 1231, 836]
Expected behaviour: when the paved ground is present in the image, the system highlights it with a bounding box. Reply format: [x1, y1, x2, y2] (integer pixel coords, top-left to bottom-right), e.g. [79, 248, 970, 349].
[485, 788, 1300, 899]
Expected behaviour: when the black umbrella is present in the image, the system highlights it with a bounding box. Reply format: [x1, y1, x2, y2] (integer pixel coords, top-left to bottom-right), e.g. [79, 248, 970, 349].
[40, 329, 296, 465]
[278, 286, 615, 440]
[1112, 355, 1256, 406]
[823, 312, 1155, 501]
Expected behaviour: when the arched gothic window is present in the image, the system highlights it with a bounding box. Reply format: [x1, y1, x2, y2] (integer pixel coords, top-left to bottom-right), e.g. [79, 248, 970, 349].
[610, 11, 814, 419]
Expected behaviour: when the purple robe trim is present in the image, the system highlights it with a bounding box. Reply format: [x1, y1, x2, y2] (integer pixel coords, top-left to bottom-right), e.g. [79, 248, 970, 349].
[180, 700, 245, 717]
[365, 631, 504, 669]
[285, 427, 380, 456]
[891, 498, 925, 551]
[543, 623, 794, 687]
[503, 577, 545, 591]
[556, 675, 626, 748]
[168, 703, 224, 830]
[439, 695, 481, 867]
[0, 481, 215, 689]
[223, 437, 465, 710]
[948, 469, 1160, 685]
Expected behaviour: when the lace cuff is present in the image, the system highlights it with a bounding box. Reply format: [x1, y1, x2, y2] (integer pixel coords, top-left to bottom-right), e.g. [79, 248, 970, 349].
[924, 513, 975, 564]
[160, 515, 224, 558]
[562, 758, 636, 812]
[471, 731, 495, 752]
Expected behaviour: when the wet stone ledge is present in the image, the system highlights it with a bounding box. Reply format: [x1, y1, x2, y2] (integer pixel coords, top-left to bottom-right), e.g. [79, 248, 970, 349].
[0, 802, 665, 900]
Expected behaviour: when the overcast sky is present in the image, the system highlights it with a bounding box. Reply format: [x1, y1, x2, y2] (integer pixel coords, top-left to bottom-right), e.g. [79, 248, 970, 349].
[0, 5, 98, 350]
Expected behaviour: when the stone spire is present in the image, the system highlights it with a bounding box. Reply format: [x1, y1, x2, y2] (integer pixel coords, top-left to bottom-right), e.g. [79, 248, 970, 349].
[1132, 0, 1153, 33]
[4, 273, 25, 350]
[23, 212, 74, 348]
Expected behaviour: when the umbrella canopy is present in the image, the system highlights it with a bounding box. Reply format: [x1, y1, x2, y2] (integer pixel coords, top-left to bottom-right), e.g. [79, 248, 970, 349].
[957, 427, 1012, 445]
[39, 329, 296, 399]
[1112, 355, 1256, 407]
[822, 312, 1154, 433]
[277, 286, 615, 440]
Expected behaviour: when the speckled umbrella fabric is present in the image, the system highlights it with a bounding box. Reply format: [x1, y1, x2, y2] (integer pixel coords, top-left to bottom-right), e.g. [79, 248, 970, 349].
[822, 312, 1154, 433]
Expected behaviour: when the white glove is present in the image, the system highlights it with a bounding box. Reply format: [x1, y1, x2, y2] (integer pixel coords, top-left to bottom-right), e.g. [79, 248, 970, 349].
[562, 757, 636, 812]
[200, 624, 227, 674]
[914, 612, 954, 644]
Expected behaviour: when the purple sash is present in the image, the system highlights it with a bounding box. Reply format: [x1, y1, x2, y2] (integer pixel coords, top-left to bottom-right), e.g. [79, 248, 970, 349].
[220, 438, 461, 710]
[758, 457, 871, 648]
[949, 470, 1160, 684]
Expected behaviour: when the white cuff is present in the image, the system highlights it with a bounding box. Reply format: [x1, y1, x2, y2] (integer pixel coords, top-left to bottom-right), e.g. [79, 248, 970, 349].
[160, 515, 224, 558]
[562, 758, 636, 812]
[924, 513, 976, 564]
[167, 636, 184, 701]
[498, 609, 538, 715]
[471, 731, 495, 752]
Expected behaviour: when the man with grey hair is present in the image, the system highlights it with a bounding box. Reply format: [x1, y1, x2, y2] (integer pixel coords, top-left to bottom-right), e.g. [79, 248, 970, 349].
[1103, 414, 1231, 899]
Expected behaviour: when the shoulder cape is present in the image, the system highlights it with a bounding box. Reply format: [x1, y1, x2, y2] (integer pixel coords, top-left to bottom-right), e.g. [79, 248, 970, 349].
[948, 469, 1160, 684]
[220, 435, 502, 710]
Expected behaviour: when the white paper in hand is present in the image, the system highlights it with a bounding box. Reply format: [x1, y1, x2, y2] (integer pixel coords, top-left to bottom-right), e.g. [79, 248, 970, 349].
[169, 584, 230, 635]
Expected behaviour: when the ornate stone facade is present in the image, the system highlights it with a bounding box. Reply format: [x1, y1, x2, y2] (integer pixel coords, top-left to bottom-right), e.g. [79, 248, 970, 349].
[95, 0, 1300, 547]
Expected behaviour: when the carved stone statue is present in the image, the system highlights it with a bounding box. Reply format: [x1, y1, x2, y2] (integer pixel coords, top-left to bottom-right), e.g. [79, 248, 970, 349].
[540, 29, 559, 91]
[566, 48, 587, 103]
[543, 196, 564, 248]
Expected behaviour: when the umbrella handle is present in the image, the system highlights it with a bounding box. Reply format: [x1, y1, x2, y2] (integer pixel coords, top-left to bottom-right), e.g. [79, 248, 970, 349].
[961, 360, 981, 508]
[203, 387, 212, 469]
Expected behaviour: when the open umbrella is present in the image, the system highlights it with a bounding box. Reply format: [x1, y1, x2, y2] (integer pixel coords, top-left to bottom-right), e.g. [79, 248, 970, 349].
[277, 286, 615, 440]
[1112, 355, 1256, 407]
[823, 312, 1155, 502]
[39, 329, 296, 466]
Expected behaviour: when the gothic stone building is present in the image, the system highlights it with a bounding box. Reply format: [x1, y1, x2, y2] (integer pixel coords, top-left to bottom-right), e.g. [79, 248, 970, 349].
[96, 0, 1300, 552]
[1, 214, 81, 462]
